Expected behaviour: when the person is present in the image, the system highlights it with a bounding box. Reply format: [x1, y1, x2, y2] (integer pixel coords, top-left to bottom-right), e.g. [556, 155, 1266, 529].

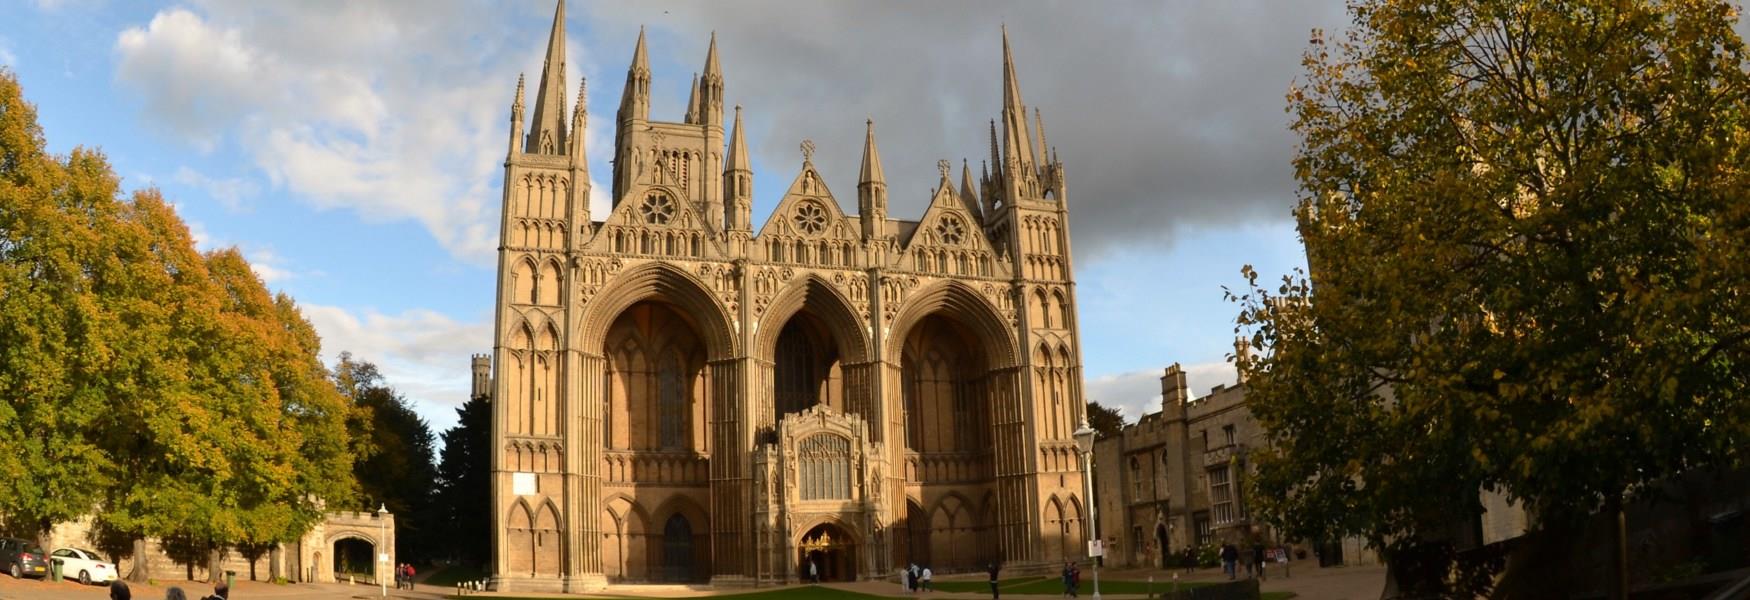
[1061, 562, 1073, 597]
[165, 588, 188, 600]
[109, 580, 131, 600]
[920, 565, 932, 592]
[987, 562, 1001, 599]
[203, 581, 229, 600]
[1252, 544, 1267, 581]
[909, 563, 920, 593]
[809, 558, 819, 584]
[903, 564, 913, 592]
[1069, 562, 1080, 598]
[1220, 543, 1238, 580]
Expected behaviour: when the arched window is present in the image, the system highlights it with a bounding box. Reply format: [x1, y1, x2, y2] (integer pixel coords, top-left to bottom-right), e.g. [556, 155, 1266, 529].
[658, 355, 686, 450]
[799, 434, 852, 500]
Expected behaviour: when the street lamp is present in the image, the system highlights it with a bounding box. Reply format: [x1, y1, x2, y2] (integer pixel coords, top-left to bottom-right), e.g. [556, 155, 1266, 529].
[1072, 420, 1101, 600]
[377, 503, 389, 598]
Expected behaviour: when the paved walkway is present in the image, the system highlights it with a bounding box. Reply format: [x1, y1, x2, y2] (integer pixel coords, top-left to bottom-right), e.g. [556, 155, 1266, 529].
[1, 563, 1385, 600]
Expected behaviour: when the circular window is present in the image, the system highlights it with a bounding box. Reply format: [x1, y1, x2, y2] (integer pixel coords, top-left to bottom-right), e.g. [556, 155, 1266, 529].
[793, 200, 828, 236]
[935, 215, 965, 245]
[640, 193, 675, 225]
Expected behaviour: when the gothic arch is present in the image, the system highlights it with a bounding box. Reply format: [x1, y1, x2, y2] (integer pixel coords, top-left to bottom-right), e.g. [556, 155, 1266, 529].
[886, 279, 1018, 369]
[511, 257, 538, 304]
[578, 261, 737, 360]
[755, 275, 871, 364]
[791, 513, 864, 547]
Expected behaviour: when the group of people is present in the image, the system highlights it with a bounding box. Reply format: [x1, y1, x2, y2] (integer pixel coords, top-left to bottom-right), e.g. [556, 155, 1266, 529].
[107, 580, 228, 600]
[1218, 542, 1271, 581]
[1058, 561, 1082, 597]
[394, 562, 418, 589]
[898, 562, 934, 592]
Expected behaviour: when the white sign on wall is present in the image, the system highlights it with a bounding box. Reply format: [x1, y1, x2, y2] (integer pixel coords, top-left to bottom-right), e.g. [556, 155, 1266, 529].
[513, 472, 537, 496]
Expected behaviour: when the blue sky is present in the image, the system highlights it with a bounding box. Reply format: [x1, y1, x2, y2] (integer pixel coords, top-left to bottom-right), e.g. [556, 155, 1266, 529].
[0, 0, 1355, 434]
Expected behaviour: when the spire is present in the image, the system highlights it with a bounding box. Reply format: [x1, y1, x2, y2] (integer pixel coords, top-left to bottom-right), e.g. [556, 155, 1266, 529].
[507, 73, 526, 156]
[1000, 25, 1037, 170]
[569, 77, 588, 161]
[685, 73, 700, 123]
[699, 32, 724, 126]
[618, 26, 650, 122]
[988, 119, 1002, 177]
[858, 119, 887, 239]
[859, 119, 885, 185]
[525, 0, 569, 154]
[726, 105, 750, 174]
[724, 105, 751, 232]
[960, 159, 982, 219]
[1035, 107, 1049, 163]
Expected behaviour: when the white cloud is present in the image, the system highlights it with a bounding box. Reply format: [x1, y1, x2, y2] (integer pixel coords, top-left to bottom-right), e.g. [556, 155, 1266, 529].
[111, 2, 543, 263]
[174, 166, 260, 211]
[1085, 360, 1237, 422]
[302, 304, 492, 433]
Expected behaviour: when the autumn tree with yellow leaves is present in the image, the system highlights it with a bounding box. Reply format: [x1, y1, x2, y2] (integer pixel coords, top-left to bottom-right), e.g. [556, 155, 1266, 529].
[1231, 0, 1750, 597]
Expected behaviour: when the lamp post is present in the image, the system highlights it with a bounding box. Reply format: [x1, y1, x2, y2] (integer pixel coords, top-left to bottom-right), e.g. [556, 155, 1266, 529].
[377, 503, 388, 598]
[1072, 420, 1101, 600]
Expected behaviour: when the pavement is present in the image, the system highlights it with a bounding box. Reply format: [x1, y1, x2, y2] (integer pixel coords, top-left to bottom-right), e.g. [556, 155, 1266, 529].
[0, 563, 1386, 600]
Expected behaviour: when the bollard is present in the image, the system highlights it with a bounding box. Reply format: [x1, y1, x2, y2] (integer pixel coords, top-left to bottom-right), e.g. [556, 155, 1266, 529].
[225, 570, 235, 592]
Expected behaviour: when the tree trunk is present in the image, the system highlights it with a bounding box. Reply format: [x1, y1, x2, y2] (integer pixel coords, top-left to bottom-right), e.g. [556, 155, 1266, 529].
[1607, 493, 1628, 600]
[207, 546, 223, 583]
[128, 538, 152, 583]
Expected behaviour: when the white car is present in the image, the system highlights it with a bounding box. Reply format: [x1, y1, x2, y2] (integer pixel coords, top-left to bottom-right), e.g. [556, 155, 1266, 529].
[49, 548, 117, 585]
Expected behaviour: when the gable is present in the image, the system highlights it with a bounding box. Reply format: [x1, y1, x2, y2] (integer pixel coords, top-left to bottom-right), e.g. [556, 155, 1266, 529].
[900, 181, 1004, 278]
[585, 183, 730, 259]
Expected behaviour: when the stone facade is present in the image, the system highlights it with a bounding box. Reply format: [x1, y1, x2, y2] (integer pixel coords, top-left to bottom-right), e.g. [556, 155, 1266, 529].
[41, 511, 394, 585]
[1092, 359, 1374, 569]
[487, 2, 1089, 592]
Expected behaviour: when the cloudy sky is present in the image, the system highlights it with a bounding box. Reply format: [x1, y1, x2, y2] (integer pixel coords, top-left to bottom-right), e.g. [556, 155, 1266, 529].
[2, 0, 1363, 434]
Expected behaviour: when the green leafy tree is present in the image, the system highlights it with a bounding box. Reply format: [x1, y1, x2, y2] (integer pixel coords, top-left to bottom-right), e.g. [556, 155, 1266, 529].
[1085, 401, 1126, 440]
[435, 394, 492, 566]
[337, 353, 439, 563]
[1231, 0, 1750, 596]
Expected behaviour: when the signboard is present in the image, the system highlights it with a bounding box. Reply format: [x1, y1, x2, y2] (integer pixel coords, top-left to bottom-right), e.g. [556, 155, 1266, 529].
[513, 472, 537, 496]
[1087, 539, 1104, 558]
[379, 553, 389, 563]
[1268, 548, 1289, 563]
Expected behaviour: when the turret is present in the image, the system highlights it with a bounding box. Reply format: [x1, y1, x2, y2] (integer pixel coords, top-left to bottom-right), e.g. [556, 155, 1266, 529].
[506, 74, 525, 159]
[617, 27, 651, 123]
[524, 0, 569, 155]
[857, 119, 887, 240]
[1162, 363, 1189, 411]
[724, 105, 752, 232]
[699, 33, 724, 127]
[471, 354, 492, 400]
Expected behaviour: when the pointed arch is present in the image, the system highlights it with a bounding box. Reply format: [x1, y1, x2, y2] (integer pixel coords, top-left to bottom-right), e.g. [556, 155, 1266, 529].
[886, 279, 1018, 369]
[756, 275, 871, 363]
[511, 257, 537, 304]
[1052, 289, 1070, 329]
[577, 261, 736, 360]
[538, 258, 564, 305]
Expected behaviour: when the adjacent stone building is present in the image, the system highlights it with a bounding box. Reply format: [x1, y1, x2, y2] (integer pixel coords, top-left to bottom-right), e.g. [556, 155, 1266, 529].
[487, 2, 1090, 591]
[1093, 357, 1374, 569]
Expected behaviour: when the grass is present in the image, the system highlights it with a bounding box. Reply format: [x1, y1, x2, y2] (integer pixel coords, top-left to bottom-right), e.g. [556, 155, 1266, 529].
[1261, 592, 1297, 600]
[423, 562, 489, 588]
[931, 576, 1215, 595]
[456, 586, 892, 600]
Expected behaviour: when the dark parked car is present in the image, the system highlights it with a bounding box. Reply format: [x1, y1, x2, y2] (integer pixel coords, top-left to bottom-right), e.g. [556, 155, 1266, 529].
[0, 537, 48, 579]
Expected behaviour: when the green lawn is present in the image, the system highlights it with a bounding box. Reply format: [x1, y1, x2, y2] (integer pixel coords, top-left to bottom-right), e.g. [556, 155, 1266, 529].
[931, 576, 1214, 595]
[423, 563, 489, 588]
[1261, 592, 1297, 600]
[455, 585, 893, 600]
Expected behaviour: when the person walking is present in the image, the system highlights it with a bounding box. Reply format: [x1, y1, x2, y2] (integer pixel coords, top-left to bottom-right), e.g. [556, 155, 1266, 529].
[1252, 544, 1267, 581]
[1061, 562, 1073, 598]
[987, 562, 1002, 599]
[1069, 562, 1081, 598]
[921, 565, 933, 592]
[809, 558, 819, 584]
[1220, 543, 1238, 580]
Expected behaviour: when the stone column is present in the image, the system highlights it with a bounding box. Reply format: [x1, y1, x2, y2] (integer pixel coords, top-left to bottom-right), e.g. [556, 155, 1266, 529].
[708, 358, 751, 582]
[565, 352, 607, 590]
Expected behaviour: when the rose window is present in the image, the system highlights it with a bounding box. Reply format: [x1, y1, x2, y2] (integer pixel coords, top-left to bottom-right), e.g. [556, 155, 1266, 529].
[936, 216, 965, 245]
[639, 193, 675, 225]
[793, 200, 828, 236]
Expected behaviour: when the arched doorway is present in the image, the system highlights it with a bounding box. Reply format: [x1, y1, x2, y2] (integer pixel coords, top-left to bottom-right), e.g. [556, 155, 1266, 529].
[799, 523, 857, 582]
[660, 514, 696, 582]
[1156, 524, 1170, 568]
[898, 310, 1001, 572]
[331, 537, 375, 583]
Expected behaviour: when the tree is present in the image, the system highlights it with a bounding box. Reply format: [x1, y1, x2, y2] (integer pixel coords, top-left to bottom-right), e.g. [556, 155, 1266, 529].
[1231, 1, 1750, 596]
[1085, 401, 1126, 440]
[337, 354, 439, 563]
[435, 394, 492, 566]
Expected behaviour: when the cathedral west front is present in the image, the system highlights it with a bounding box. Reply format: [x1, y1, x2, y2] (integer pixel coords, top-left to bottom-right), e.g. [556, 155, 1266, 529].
[488, 2, 1090, 591]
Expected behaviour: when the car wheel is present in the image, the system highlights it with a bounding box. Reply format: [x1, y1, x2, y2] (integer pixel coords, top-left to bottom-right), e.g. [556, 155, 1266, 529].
[9, 563, 18, 579]
[79, 570, 91, 585]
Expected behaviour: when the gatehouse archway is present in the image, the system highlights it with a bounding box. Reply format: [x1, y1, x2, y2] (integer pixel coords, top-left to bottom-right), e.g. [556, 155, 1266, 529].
[798, 522, 858, 582]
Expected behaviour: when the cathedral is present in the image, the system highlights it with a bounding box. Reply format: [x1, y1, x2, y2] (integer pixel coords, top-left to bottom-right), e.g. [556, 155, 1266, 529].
[488, 2, 1089, 591]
